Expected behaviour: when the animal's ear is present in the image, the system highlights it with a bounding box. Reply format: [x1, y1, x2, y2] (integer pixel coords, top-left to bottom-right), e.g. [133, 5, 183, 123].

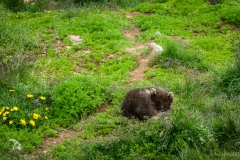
[149, 88, 157, 95]
[168, 92, 174, 100]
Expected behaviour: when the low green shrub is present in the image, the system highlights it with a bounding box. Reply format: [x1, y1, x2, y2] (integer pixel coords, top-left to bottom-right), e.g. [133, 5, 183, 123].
[51, 74, 110, 127]
[221, 6, 240, 26]
[0, 0, 25, 12]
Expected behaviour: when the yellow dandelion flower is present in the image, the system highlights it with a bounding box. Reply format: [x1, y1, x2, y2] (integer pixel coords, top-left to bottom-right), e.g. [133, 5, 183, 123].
[3, 117, 7, 121]
[29, 120, 35, 126]
[27, 94, 34, 98]
[0, 107, 5, 115]
[20, 119, 27, 125]
[9, 120, 13, 125]
[13, 106, 18, 111]
[44, 116, 48, 120]
[6, 107, 9, 110]
[33, 113, 40, 120]
[40, 96, 46, 101]
[3, 111, 10, 117]
[9, 89, 15, 92]
[45, 107, 49, 111]
[10, 109, 14, 111]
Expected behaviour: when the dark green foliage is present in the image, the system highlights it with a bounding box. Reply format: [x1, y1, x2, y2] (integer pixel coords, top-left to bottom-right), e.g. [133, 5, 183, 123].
[172, 0, 205, 5]
[221, 6, 240, 26]
[206, 0, 223, 5]
[0, 0, 25, 12]
[217, 44, 240, 98]
[25, 0, 52, 12]
[167, 111, 217, 154]
[149, 41, 208, 71]
[51, 74, 109, 127]
[131, 2, 166, 13]
[1, 0, 54, 12]
[213, 112, 240, 150]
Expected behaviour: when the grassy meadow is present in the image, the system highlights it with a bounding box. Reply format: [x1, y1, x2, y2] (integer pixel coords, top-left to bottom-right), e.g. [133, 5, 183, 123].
[0, 0, 240, 159]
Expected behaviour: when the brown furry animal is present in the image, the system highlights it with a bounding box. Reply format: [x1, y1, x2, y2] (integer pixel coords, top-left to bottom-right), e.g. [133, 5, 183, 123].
[121, 87, 174, 120]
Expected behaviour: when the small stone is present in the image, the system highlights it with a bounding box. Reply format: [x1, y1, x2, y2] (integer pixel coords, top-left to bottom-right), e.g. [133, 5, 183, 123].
[156, 31, 161, 37]
[148, 42, 164, 53]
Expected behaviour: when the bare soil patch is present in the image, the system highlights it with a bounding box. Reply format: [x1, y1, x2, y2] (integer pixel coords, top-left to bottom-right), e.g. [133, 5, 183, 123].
[41, 130, 78, 153]
[167, 36, 182, 41]
[123, 22, 152, 83]
[95, 101, 111, 113]
[52, 40, 71, 50]
[122, 22, 142, 41]
[25, 130, 78, 159]
[218, 21, 239, 33]
[125, 12, 141, 18]
[52, 34, 83, 51]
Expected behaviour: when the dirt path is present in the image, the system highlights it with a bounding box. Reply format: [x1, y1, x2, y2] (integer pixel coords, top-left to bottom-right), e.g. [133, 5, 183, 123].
[123, 19, 150, 83]
[25, 12, 150, 159]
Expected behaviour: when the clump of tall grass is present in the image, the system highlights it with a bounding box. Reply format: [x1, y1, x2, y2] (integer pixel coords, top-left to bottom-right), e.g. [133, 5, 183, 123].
[0, 55, 36, 89]
[213, 110, 240, 151]
[1, 0, 25, 12]
[51, 110, 217, 159]
[149, 40, 208, 71]
[217, 43, 240, 98]
[0, 5, 38, 88]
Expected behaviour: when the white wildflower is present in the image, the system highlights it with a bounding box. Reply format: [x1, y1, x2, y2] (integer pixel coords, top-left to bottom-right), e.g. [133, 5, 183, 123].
[9, 139, 22, 151]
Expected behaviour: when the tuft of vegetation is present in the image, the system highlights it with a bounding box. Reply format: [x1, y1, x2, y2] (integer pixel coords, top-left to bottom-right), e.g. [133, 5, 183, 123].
[51, 74, 110, 127]
[0, 0, 25, 12]
[149, 40, 208, 71]
[0, 55, 36, 89]
[217, 43, 240, 98]
[221, 6, 240, 26]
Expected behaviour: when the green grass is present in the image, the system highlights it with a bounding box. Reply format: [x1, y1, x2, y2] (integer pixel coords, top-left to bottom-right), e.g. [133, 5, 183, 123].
[0, 0, 240, 159]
